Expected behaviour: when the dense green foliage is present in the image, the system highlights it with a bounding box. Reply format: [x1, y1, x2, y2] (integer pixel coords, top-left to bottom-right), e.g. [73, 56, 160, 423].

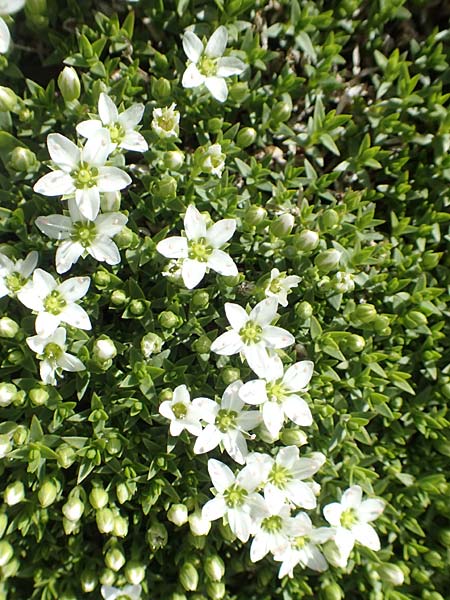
[0, 0, 449, 599]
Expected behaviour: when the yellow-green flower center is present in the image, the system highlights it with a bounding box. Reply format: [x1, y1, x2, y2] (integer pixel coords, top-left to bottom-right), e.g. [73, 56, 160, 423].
[72, 221, 97, 247]
[268, 464, 291, 489]
[266, 381, 286, 403]
[261, 514, 283, 533]
[5, 271, 26, 293]
[269, 277, 283, 293]
[116, 596, 132, 600]
[199, 56, 217, 77]
[43, 290, 67, 315]
[215, 409, 238, 433]
[109, 123, 125, 144]
[294, 535, 309, 549]
[224, 483, 247, 508]
[239, 321, 263, 345]
[172, 402, 188, 419]
[43, 342, 63, 361]
[73, 164, 99, 188]
[188, 238, 212, 262]
[340, 508, 358, 528]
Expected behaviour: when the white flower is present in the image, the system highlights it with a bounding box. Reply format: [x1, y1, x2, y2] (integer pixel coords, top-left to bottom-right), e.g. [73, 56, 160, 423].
[334, 271, 355, 293]
[17, 268, 91, 337]
[0, 0, 25, 54]
[210, 298, 294, 378]
[239, 360, 314, 438]
[246, 446, 325, 512]
[151, 103, 180, 138]
[264, 268, 300, 307]
[101, 584, 142, 600]
[159, 384, 206, 437]
[323, 485, 385, 567]
[200, 143, 226, 177]
[273, 512, 333, 577]
[26, 327, 85, 386]
[0, 251, 38, 298]
[182, 25, 246, 102]
[77, 93, 148, 153]
[193, 380, 261, 464]
[35, 199, 127, 274]
[202, 459, 265, 542]
[33, 131, 131, 221]
[156, 205, 238, 289]
[250, 499, 296, 562]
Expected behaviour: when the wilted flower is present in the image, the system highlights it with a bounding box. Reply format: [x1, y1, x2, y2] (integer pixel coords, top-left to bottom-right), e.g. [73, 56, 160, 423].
[151, 103, 180, 138]
[264, 268, 300, 307]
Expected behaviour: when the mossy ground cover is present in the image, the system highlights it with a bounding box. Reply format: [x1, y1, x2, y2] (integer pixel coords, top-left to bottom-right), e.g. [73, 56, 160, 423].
[0, 1, 449, 599]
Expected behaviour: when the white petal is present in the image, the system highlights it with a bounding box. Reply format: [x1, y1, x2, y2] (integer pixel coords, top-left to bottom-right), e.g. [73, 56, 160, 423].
[173, 384, 190, 405]
[250, 532, 271, 562]
[205, 76, 228, 102]
[323, 503, 343, 527]
[192, 397, 218, 423]
[210, 330, 243, 356]
[40, 359, 56, 385]
[263, 325, 295, 349]
[182, 258, 206, 289]
[21, 251, 38, 278]
[182, 63, 205, 88]
[342, 485, 362, 509]
[262, 401, 284, 437]
[193, 424, 220, 455]
[182, 30, 203, 63]
[184, 205, 207, 240]
[264, 484, 286, 513]
[96, 166, 131, 192]
[0, 0, 25, 15]
[120, 131, 148, 152]
[52, 327, 66, 346]
[286, 480, 317, 509]
[224, 302, 248, 331]
[205, 26, 228, 58]
[334, 527, 355, 560]
[156, 236, 188, 259]
[239, 379, 267, 405]
[359, 499, 385, 523]
[58, 352, 85, 372]
[76, 120, 103, 139]
[35, 312, 60, 337]
[223, 430, 247, 464]
[283, 361, 314, 391]
[98, 93, 119, 125]
[55, 241, 83, 274]
[59, 304, 91, 330]
[283, 395, 313, 426]
[59, 276, 90, 301]
[243, 343, 270, 378]
[95, 212, 128, 236]
[119, 103, 145, 129]
[47, 133, 80, 171]
[202, 497, 227, 522]
[0, 17, 10, 53]
[250, 297, 278, 326]
[221, 380, 244, 410]
[31, 268, 56, 299]
[207, 459, 234, 493]
[237, 411, 262, 431]
[207, 249, 237, 277]
[205, 218, 236, 248]
[228, 508, 251, 542]
[88, 238, 120, 265]
[35, 215, 72, 240]
[276, 446, 299, 469]
[216, 56, 246, 77]
[352, 523, 381, 551]
[304, 545, 328, 572]
[82, 130, 111, 166]
[75, 188, 100, 221]
[33, 171, 75, 196]
[26, 333, 46, 354]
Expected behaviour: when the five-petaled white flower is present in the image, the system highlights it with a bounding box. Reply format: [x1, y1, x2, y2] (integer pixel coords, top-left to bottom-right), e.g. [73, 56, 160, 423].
[0, 0, 25, 54]
[239, 360, 314, 438]
[26, 326, 85, 386]
[210, 298, 294, 378]
[33, 130, 131, 221]
[182, 25, 246, 102]
[323, 485, 385, 568]
[200, 143, 226, 177]
[17, 268, 91, 336]
[264, 268, 300, 307]
[193, 380, 261, 464]
[159, 384, 206, 437]
[202, 459, 265, 543]
[273, 512, 333, 577]
[246, 447, 325, 512]
[101, 584, 142, 600]
[250, 499, 297, 563]
[0, 251, 38, 298]
[35, 199, 128, 274]
[151, 103, 180, 139]
[77, 93, 148, 153]
[156, 205, 238, 289]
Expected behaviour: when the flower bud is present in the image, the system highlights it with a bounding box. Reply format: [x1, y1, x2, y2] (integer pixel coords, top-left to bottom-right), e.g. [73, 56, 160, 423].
[191, 290, 209, 309]
[0, 317, 19, 338]
[245, 205, 266, 226]
[271, 100, 291, 122]
[57, 67, 81, 102]
[334, 271, 354, 293]
[204, 555, 225, 582]
[295, 301, 313, 320]
[0, 383, 17, 407]
[0, 87, 18, 112]
[319, 208, 339, 230]
[155, 175, 177, 199]
[0, 514, 7, 538]
[0, 435, 11, 458]
[56, 444, 76, 469]
[95, 507, 114, 533]
[152, 103, 180, 139]
[93, 270, 111, 288]
[314, 249, 341, 272]
[116, 482, 130, 504]
[180, 561, 199, 591]
[29, 387, 49, 406]
[164, 150, 185, 170]
[167, 504, 188, 527]
[7, 349, 23, 365]
[9, 147, 38, 172]
[322, 582, 343, 600]
[403, 310, 427, 328]
[297, 229, 319, 251]
[280, 429, 308, 446]
[170, 594, 187, 600]
[38, 479, 58, 507]
[101, 191, 121, 212]
[93, 338, 117, 362]
[348, 334, 365, 352]
[236, 127, 257, 148]
[192, 335, 211, 354]
[13, 426, 28, 446]
[353, 303, 377, 323]
[125, 560, 146, 585]
[141, 332, 163, 357]
[4, 481, 25, 506]
[151, 77, 171, 100]
[0, 541, 13, 567]
[229, 82, 249, 103]
[372, 315, 390, 334]
[114, 226, 136, 249]
[270, 214, 295, 237]
[147, 522, 168, 550]
[105, 546, 126, 572]
[80, 569, 97, 593]
[158, 310, 181, 329]
[106, 437, 122, 455]
[113, 515, 129, 537]
[62, 497, 84, 522]
[206, 582, 226, 600]
[207, 117, 223, 134]
[90, 487, 109, 510]
[221, 367, 240, 385]
[188, 510, 211, 536]
[439, 528, 450, 547]
[378, 563, 405, 586]
[110, 289, 128, 307]
[99, 568, 116, 586]
[1, 556, 19, 578]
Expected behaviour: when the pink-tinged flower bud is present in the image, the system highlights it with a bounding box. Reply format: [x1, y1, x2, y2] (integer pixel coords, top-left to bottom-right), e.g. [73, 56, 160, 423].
[57, 67, 80, 102]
